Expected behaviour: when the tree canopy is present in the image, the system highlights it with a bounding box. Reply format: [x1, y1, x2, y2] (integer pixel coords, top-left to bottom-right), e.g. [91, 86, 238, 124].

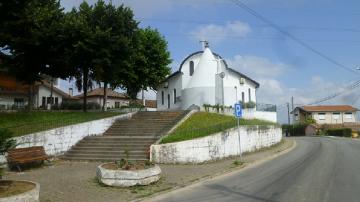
[0, 0, 172, 111]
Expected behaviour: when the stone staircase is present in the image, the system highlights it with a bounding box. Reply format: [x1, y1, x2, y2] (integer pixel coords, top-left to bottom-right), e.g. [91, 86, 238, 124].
[62, 111, 188, 161]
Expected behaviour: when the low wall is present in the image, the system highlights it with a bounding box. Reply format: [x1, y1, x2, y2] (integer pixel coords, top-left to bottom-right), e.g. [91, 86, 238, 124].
[243, 109, 277, 123]
[0, 112, 135, 163]
[200, 107, 277, 123]
[150, 125, 282, 164]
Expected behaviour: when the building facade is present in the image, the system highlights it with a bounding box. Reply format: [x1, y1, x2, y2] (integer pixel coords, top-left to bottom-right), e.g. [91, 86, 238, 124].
[75, 88, 129, 109]
[292, 105, 358, 124]
[0, 71, 69, 109]
[156, 46, 259, 111]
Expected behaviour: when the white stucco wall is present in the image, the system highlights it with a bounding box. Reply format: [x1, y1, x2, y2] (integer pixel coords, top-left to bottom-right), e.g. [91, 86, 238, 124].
[156, 48, 259, 111]
[223, 70, 257, 106]
[0, 95, 28, 110]
[0, 113, 135, 163]
[37, 85, 64, 108]
[157, 74, 182, 111]
[150, 125, 282, 164]
[87, 97, 129, 109]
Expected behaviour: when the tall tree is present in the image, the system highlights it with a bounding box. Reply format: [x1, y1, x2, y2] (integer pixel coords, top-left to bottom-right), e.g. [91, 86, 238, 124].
[64, 2, 99, 112]
[0, 0, 63, 110]
[0, 0, 66, 110]
[124, 28, 172, 99]
[91, 1, 138, 111]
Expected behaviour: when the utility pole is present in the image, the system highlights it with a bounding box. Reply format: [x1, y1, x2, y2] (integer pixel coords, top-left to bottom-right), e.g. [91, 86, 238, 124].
[287, 102, 290, 125]
[291, 96, 294, 124]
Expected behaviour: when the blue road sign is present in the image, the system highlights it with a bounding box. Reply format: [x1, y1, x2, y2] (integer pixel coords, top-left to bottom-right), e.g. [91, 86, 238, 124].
[235, 103, 242, 118]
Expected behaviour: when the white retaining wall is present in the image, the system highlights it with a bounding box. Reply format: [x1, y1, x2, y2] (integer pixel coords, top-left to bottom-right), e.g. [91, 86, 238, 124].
[150, 125, 282, 164]
[0, 113, 135, 163]
[201, 108, 277, 123]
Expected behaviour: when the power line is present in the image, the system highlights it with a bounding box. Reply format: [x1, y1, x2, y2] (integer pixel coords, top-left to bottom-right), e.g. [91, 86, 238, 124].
[138, 17, 360, 33]
[229, 0, 359, 75]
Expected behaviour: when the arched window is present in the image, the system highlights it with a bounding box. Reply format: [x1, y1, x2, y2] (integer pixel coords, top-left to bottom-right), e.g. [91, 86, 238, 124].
[189, 61, 194, 76]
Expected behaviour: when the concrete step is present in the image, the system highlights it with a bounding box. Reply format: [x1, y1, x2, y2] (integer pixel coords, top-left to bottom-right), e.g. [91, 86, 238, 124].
[63, 153, 147, 159]
[66, 150, 146, 155]
[63, 110, 189, 161]
[84, 135, 158, 139]
[70, 146, 149, 151]
[61, 156, 148, 162]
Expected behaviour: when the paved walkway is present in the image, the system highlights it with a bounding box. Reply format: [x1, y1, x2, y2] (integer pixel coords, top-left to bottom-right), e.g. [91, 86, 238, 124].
[3, 139, 293, 202]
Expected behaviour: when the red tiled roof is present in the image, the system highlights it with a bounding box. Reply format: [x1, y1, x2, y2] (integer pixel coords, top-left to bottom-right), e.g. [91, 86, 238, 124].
[300, 105, 358, 112]
[75, 88, 128, 99]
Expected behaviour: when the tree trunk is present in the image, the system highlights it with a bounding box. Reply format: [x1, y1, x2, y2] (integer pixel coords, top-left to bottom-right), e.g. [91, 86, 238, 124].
[103, 82, 108, 111]
[141, 88, 145, 106]
[82, 69, 88, 112]
[50, 77, 54, 110]
[27, 84, 34, 111]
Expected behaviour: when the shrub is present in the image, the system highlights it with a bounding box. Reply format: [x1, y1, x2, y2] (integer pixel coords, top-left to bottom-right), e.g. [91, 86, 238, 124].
[282, 124, 307, 136]
[304, 117, 316, 124]
[326, 128, 352, 137]
[244, 101, 256, 109]
[60, 101, 100, 110]
[0, 128, 16, 155]
[0, 128, 16, 179]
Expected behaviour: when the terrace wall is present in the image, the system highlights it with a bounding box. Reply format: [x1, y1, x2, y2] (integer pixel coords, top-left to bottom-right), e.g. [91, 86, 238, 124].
[150, 125, 282, 164]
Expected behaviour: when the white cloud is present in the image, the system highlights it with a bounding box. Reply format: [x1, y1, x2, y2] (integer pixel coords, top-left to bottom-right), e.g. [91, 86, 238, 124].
[190, 21, 251, 44]
[227, 55, 288, 78]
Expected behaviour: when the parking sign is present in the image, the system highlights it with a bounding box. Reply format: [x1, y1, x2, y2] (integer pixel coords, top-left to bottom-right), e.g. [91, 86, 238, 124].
[235, 103, 242, 118]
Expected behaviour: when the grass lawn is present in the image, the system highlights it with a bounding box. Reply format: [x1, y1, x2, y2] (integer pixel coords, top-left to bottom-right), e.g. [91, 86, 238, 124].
[160, 112, 276, 144]
[0, 111, 123, 137]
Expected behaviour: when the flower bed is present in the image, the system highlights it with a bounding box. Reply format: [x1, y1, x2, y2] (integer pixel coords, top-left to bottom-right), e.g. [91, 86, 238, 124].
[0, 180, 40, 202]
[96, 162, 161, 187]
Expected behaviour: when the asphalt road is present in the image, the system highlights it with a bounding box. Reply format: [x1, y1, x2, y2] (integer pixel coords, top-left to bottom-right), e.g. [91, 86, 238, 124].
[148, 137, 360, 202]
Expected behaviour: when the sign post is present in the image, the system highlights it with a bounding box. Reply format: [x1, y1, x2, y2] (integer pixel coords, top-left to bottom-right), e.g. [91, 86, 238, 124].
[234, 103, 242, 160]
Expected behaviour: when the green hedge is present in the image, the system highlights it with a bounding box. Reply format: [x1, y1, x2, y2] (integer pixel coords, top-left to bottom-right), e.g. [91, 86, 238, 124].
[60, 101, 100, 110]
[282, 124, 307, 136]
[326, 128, 352, 137]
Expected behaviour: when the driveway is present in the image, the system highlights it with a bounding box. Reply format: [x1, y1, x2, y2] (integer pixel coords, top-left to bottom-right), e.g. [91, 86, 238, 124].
[148, 137, 360, 202]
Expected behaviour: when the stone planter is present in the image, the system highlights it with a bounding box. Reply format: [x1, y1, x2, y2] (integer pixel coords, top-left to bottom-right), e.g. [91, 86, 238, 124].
[0, 180, 40, 202]
[96, 163, 161, 187]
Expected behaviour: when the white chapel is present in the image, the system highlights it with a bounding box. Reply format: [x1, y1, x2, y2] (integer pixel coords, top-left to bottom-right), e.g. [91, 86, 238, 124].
[156, 43, 259, 111]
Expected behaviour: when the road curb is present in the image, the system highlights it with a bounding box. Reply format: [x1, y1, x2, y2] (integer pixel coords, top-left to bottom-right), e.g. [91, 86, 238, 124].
[136, 138, 297, 202]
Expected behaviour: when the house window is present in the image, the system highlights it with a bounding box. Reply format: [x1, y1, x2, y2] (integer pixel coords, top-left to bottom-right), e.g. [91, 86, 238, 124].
[47, 97, 52, 104]
[345, 112, 352, 119]
[248, 88, 251, 102]
[161, 91, 164, 105]
[318, 113, 325, 120]
[14, 98, 24, 108]
[241, 92, 245, 103]
[332, 112, 340, 120]
[167, 94, 170, 109]
[42, 96, 46, 107]
[189, 61, 194, 76]
[173, 89, 177, 104]
[55, 97, 58, 105]
[115, 102, 120, 108]
[295, 114, 299, 121]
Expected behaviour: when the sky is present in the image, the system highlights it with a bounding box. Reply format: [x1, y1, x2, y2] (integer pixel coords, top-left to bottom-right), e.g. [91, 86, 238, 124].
[60, 0, 360, 123]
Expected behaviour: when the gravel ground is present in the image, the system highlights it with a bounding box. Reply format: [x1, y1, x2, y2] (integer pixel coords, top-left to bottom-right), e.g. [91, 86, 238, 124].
[3, 138, 293, 202]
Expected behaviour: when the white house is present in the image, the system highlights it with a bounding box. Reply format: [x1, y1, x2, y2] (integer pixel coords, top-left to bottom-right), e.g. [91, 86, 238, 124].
[0, 70, 71, 109]
[156, 45, 259, 111]
[292, 105, 358, 124]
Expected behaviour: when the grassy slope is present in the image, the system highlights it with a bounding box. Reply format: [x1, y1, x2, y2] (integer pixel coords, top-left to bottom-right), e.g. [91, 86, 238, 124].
[0, 111, 122, 137]
[160, 112, 276, 144]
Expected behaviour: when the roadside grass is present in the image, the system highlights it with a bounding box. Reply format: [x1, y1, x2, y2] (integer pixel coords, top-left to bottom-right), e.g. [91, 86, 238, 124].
[0, 111, 123, 137]
[160, 112, 276, 144]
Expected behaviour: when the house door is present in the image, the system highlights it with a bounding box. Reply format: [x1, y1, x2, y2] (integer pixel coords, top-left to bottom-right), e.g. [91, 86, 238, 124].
[167, 94, 170, 109]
